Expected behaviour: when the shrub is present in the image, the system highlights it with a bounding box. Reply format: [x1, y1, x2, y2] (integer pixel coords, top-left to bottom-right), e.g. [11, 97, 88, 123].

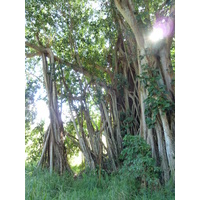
[120, 134, 161, 191]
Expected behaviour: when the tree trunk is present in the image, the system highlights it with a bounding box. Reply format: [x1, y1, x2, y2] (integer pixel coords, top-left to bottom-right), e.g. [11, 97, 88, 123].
[114, 0, 175, 181]
[155, 122, 170, 182]
[68, 100, 95, 170]
[37, 52, 72, 175]
[159, 109, 175, 177]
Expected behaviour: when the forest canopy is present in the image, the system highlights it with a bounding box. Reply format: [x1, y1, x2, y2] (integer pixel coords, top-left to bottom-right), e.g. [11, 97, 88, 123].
[25, 0, 175, 191]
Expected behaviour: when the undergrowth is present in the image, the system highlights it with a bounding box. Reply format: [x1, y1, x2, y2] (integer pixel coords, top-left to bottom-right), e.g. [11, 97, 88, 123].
[25, 163, 175, 200]
[26, 135, 175, 199]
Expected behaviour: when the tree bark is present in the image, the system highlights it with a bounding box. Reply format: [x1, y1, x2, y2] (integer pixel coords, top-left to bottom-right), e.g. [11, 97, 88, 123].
[159, 109, 175, 177]
[155, 122, 170, 183]
[114, 0, 175, 181]
[38, 52, 72, 175]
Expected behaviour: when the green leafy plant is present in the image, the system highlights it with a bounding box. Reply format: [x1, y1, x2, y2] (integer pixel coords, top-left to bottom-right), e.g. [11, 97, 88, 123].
[120, 135, 160, 191]
[26, 162, 174, 200]
[120, 110, 134, 137]
[114, 73, 128, 95]
[138, 65, 174, 128]
[25, 121, 45, 163]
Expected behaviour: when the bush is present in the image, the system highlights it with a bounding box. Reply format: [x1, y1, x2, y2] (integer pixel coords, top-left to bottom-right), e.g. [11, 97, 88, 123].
[120, 134, 161, 191]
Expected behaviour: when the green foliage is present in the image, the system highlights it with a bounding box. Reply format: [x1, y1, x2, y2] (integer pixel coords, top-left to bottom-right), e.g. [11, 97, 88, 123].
[25, 0, 116, 80]
[131, 0, 166, 31]
[25, 1, 175, 198]
[138, 65, 174, 128]
[25, 165, 74, 200]
[25, 121, 45, 163]
[71, 162, 85, 174]
[170, 38, 175, 71]
[26, 163, 174, 200]
[25, 79, 40, 130]
[64, 121, 80, 157]
[93, 85, 104, 105]
[120, 135, 161, 190]
[120, 110, 134, 137]
[114, 73, 128, 95]
[25, 56, 44, 130]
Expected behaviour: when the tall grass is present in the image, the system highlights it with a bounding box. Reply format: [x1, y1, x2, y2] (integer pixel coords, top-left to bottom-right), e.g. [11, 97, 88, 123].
[25, 164, 175, 200]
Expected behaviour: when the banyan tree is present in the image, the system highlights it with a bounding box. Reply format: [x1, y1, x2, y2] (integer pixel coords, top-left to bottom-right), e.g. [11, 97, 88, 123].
[25, 0, 175, 183]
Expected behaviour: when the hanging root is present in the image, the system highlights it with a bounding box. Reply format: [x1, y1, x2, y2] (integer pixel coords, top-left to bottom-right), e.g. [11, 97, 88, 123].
[37, 125, 51, 168]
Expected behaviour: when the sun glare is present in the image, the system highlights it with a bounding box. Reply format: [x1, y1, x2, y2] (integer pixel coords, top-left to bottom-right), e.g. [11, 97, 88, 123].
[35, 100, 50, 129]
[149, 27, 164, 42]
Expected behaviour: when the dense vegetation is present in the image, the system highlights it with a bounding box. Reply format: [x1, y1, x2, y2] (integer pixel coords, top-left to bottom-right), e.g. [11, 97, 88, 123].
[26, 164, 175, 200]
[25, 0, 175, 199]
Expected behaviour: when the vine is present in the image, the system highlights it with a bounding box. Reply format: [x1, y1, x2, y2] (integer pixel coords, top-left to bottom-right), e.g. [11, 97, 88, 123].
[138, 64, 174, 128]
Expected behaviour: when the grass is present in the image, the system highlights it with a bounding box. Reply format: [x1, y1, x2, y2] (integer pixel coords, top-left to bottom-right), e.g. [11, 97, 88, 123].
[25, 164, 175, 200]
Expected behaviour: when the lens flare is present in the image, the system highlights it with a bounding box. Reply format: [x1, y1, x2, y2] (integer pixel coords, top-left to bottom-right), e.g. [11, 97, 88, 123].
[149, 17, 174, 42]
[149, 27, 164, 42]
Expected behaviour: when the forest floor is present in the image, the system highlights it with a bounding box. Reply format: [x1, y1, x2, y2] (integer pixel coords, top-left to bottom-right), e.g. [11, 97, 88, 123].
[25, 164, 175, 200]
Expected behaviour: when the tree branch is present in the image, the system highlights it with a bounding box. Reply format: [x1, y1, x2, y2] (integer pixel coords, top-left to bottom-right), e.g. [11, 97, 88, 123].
[26, 52, 41, 58]
[25, 42, 113, 91]
[25, 42, 94, 78]
[26, 71, 43, 83]
[114, 0, 145, 49]
[37, 126, 50, 168]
